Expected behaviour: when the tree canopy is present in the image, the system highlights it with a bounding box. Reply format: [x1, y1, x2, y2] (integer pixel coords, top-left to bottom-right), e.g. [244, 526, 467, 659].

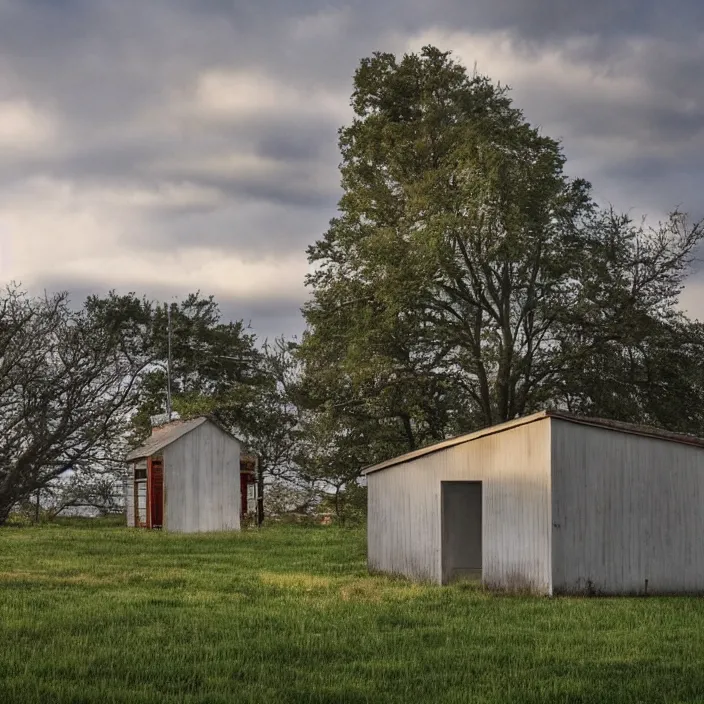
[299, 46, 704, 469]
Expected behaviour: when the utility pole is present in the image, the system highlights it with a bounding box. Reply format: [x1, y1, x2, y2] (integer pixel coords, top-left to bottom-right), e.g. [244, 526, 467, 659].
[166, 302, 173, 421]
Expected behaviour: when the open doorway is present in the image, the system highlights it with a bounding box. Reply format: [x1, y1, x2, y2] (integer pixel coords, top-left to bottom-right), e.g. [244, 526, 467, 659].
[441, 481, 482, 584]
[133, 456, 163, 529]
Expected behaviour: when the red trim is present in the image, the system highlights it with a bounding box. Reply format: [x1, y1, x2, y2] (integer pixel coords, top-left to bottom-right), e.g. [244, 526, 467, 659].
[240, 473, 248, 517]
[239, 469, 255, 517]
[147, 456, 164, 529]
[146, 458, 152, 528]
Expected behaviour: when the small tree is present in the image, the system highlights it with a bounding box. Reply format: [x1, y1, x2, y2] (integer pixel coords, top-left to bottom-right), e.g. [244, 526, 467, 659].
[120, 292, 265, 443]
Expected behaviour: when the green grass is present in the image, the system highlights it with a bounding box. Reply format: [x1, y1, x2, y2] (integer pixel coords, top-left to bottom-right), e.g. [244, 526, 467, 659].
[1, 523, 703, 704]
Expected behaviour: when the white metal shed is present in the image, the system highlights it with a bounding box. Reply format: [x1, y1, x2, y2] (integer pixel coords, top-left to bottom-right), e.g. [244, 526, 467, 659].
[124, 416, 255, 533]
[363, 411, 704, 595]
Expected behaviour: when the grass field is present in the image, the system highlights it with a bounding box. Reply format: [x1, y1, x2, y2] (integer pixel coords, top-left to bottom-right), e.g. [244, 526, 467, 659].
[1, 522, 704, 704]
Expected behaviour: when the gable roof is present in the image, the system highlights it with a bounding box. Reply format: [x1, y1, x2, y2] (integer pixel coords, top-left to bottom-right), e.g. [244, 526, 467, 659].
[362, 410, 704, 475]
[125, 416, 242, 462]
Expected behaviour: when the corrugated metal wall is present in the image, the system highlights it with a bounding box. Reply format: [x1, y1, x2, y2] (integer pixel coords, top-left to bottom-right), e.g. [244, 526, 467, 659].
[124, 473, 135, 528]
[367, 418, 552, 593]
[551, 420, 704, 595]
[163, 422, 241, 532]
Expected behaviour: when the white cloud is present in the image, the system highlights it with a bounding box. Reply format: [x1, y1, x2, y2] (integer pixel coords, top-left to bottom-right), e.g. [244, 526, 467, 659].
[0, 175, 223, 214]
[94, 181, 225, 211]
[152, 151, 286, 179]
[0, 176, 306, 300]
[189, 68, 351, 126]
[39, 248, 308, 300]
[0, 99, 56, 153]
[680, 278, 704, 321]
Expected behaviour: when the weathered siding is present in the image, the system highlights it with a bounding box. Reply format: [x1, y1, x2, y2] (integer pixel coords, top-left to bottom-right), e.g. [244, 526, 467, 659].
[551, 420, 704, 594]
[124, 468, 135, 528]
[163, 422, 240, 532]
[367, 418, 552, 593]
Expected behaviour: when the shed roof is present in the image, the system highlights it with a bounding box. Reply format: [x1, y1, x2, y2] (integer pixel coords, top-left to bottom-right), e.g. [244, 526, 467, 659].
[126, 416, 242, 462]
[362, 410, 704, 475]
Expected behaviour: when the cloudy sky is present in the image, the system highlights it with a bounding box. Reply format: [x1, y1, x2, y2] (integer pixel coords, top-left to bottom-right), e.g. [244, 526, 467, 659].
[0, 0, 703, 340]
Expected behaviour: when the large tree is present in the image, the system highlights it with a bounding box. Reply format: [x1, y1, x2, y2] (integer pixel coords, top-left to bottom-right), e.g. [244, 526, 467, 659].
[300, 46, 704, 467]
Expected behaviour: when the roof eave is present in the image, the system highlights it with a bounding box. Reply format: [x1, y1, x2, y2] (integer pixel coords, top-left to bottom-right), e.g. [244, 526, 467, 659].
[361, 409, 704, 476]
[361, 411, 550, 475]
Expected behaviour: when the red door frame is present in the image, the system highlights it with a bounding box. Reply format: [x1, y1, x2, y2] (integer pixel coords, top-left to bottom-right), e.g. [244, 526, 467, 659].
[147, 456, 164, 529]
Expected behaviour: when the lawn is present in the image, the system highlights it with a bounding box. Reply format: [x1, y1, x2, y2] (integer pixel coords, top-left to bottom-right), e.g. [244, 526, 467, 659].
[1, 522, 703, 704]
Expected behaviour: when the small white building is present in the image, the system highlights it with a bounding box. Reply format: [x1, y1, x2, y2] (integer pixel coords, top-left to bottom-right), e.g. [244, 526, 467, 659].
[125, 416, 257, 533]
[363, 411, 704, 595]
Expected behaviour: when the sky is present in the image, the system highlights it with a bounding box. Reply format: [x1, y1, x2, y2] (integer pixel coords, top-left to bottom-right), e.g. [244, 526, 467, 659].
[0, 0, 702, 341]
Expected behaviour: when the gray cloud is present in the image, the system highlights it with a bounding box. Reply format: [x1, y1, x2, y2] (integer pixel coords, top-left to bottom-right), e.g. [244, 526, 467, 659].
[137, 199, 333, 258]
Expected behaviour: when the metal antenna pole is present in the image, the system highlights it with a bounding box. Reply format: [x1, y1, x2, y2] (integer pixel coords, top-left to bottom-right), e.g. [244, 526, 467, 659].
[166, 302, 173, 421]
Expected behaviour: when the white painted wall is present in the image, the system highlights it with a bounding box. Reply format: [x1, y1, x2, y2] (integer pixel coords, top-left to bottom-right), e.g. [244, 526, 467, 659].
[367, 418, 552, 593]
[163, 421, 240, 533]
[124, 462, 143, 528]
[124, 475, 135, 528]
[551, 420, 704, 595]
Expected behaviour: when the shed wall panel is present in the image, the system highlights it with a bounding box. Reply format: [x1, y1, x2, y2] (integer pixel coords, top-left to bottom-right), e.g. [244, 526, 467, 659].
[367, 419, 552, 593]
[124, 472, 135, 528]
[163, 422, 240, 533]
[551, 420, 704, 594]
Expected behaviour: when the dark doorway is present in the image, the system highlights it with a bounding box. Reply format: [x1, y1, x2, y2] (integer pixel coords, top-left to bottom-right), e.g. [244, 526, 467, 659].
[148, 456, 164, 529]
[441, 481, 482, 584]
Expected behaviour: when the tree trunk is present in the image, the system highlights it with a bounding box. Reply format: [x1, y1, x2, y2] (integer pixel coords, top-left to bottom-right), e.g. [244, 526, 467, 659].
[400, 413, 416, 451]
[0, 500, 13, 526]
[334, 486, 342, 520]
